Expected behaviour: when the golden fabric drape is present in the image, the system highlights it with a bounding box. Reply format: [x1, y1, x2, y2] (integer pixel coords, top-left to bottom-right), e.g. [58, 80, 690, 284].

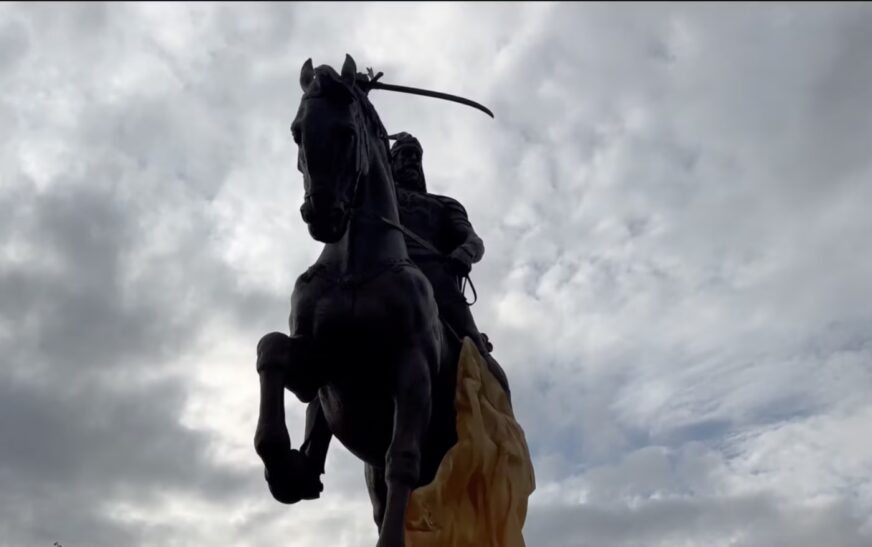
[406, 338, 536, 547]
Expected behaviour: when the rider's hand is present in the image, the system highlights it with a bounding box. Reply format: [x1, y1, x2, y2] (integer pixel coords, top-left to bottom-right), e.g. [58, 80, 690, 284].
[447, 250, 472, 276]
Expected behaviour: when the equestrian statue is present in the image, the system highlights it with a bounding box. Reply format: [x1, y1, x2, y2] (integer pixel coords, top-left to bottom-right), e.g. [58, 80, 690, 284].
[253, 55, 534, 547]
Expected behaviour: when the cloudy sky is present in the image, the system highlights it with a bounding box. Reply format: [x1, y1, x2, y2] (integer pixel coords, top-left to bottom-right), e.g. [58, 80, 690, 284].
[3, 2, 872, 546]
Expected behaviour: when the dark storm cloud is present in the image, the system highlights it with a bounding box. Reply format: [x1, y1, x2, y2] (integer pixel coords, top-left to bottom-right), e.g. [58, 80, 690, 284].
[0, 373, 251, 547]
[0, 142, 258, 547]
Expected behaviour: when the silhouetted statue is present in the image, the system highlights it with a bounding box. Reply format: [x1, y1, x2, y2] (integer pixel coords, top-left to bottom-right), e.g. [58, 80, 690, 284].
[253, 55, 528, 547]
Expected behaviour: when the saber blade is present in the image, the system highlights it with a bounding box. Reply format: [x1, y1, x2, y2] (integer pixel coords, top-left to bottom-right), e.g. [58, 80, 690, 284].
[370, 81, 495, 119]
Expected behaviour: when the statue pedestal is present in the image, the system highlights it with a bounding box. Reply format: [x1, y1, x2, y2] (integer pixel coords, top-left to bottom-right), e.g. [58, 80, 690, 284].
[405, 338, 536, 547]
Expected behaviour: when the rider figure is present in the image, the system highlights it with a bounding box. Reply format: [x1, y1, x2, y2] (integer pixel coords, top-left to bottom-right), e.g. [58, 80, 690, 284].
[388, 132, 510, 397]
[286, 131, 511, 502]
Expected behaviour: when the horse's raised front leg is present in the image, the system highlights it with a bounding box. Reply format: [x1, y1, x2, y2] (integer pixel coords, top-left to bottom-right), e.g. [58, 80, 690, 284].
[254, 332, 325, 504]
[377, 348, 432, 547]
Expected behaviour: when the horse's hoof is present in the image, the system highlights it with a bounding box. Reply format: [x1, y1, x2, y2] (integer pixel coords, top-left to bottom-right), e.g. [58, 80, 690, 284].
[262, 448, 324, 504]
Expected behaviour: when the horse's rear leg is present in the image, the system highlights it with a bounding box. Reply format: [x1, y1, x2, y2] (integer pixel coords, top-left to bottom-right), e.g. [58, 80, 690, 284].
[300, 397, 332, 475]
[377, 349, 432, 547]
[365, 464, 387, 532]
[254, 332, 324, 504]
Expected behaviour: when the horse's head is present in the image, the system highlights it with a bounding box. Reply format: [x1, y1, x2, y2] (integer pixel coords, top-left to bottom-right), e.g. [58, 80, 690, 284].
[291, 55, 372, 244]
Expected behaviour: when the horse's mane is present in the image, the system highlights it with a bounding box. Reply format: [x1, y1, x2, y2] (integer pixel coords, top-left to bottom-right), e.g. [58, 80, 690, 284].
[353, 86, 392, 172]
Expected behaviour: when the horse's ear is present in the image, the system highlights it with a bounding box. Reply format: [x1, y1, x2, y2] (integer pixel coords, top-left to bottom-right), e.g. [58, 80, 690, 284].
[341, 54, 357, 85]
[300, 58, 314, 91]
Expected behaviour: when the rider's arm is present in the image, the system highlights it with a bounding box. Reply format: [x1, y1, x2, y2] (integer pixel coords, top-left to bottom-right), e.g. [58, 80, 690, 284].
[440, 196, 484, 267]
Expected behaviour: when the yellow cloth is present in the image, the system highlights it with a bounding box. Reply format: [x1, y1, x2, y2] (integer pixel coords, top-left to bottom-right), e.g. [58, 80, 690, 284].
[405, 338, 536, 547]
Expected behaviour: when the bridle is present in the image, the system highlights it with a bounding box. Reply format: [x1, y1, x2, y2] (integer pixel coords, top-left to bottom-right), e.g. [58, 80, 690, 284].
[299, 91, 370, 228]
[352, 207, 479, 306]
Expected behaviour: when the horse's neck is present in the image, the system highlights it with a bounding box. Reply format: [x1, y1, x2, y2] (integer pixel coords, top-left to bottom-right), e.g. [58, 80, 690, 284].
[321, 155, 408, 275]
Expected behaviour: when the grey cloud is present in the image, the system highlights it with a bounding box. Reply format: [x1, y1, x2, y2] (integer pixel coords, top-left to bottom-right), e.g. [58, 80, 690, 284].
[0, 362, 253, 546]
[0, 5, 307, 545]
[464, 0, 872, 433]
[529, 440, 869, 545]
[0, 179, 262, 545]
[526, 495, 871, 547]
[0, 16, 29, 75]
[4, 2, 872, 546]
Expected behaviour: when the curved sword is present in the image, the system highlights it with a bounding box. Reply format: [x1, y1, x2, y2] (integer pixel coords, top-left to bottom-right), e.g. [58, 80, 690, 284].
[369, 80, 495, 119]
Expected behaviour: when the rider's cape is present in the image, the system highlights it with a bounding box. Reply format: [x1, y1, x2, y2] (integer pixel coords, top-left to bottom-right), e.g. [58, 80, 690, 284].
[405, 338, 536, 547]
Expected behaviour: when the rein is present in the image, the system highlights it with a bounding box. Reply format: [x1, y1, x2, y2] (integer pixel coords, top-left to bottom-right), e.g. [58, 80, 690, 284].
[353, 208, 479, 306]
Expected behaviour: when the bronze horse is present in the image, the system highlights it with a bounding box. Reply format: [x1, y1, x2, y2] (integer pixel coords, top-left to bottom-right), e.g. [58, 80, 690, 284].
[254, 56, 474, 547]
